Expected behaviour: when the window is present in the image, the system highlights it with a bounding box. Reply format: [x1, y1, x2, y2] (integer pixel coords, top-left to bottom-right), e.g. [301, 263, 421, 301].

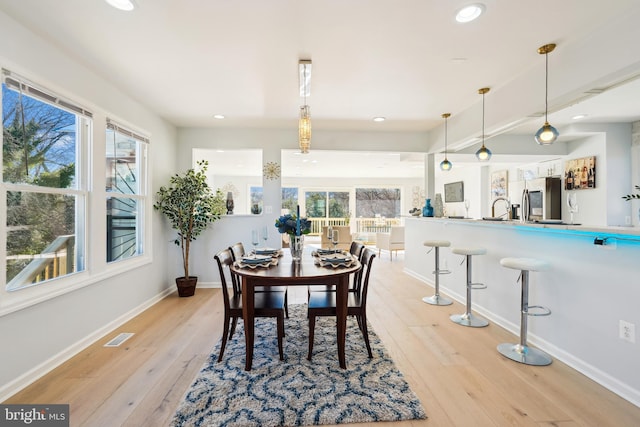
[304, 191, 349, 218]
[281, 187, 298, 213]
[106, 119, 148, 262]
[249, 186, 263, 214]
[2, 70, 90, 291]
[355, 188, 401, 218]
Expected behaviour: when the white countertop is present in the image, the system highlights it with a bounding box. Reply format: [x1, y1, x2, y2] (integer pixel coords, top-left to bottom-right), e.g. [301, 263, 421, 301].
[405, 216, 640, 238]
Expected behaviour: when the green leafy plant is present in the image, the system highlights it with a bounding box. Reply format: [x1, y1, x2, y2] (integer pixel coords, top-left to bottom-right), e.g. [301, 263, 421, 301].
[622, 185, 640, 201]
[154, 160, 226, 279]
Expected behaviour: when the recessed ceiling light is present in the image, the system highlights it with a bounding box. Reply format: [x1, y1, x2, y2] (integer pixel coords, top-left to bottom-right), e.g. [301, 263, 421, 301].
[213, 114, 225, 119]
[105, 0, 136, 11]
[373, 117, 386, 122]
[456, 4, 485, 23]
[451, 57, 468, 64]
[572, 114, 587, 120]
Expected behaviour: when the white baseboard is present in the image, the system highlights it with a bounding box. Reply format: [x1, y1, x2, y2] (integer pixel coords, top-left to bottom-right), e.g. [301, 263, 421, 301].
[0, 287, 174, 402]
[403, 266, 640, 409]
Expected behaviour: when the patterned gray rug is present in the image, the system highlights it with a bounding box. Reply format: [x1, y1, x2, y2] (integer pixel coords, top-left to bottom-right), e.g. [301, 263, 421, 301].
[171, 304, 426, 427]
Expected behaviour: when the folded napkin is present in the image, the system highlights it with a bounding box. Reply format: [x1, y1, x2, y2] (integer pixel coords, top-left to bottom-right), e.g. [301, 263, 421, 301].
[236, 255, 278, 269]
[312, 249, 344, 257]
[315, 253, 355, 268]
[254, 247, 282, 256]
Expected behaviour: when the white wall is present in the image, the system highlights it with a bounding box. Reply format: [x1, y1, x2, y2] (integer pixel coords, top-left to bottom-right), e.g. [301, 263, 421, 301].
[0, 11, 177, 398]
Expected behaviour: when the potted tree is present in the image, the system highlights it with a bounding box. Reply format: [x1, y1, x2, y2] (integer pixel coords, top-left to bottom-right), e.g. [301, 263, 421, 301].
[154, 160, 226, 297]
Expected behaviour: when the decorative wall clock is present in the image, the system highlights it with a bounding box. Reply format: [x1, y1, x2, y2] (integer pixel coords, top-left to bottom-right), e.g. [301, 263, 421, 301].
[263, 161, 281, 180]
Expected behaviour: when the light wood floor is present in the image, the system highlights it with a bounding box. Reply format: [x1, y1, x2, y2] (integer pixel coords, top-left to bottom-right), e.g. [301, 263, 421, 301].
[5, 253, 640, 426]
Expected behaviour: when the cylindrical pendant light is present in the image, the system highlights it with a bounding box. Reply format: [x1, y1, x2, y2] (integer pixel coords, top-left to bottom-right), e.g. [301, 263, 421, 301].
[298, 60, 312, 154]
[535, 43, 559, 145]
[475, 87, 492, 161]
[439, 113, 452, 171]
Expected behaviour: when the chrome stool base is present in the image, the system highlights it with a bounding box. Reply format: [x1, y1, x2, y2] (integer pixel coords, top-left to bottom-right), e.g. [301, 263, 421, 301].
[422, 241, 452, 306]
[497, 343, 552, 366]
[423, 295, 452, 306]
[450, 312, 488, 328]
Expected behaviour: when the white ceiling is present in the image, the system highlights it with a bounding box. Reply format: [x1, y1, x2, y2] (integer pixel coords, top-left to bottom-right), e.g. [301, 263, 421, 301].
[2, 0, 640, 177]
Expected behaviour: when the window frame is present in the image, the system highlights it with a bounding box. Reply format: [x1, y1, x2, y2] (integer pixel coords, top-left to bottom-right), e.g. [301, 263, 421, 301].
[105, 119, 149, 264]
[0, 68, 152, 317]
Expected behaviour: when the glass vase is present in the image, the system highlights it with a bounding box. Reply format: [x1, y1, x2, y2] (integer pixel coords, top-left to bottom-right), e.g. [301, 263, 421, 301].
[290, 235, 304, 262]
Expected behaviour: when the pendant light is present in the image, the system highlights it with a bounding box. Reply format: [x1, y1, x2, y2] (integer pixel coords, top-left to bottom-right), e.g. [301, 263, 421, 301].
[298, 60, 312, 154]
[475, 87, 492, 161]
[439, 113, 452, 171]
[535, 43, 559, 145]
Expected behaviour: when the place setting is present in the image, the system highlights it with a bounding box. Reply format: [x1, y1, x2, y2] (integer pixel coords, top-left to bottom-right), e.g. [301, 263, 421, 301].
[313, 251, 356, 268]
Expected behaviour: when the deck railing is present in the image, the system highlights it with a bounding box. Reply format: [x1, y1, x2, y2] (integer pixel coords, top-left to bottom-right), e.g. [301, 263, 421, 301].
[306, 217, 402, 243]
[6, 235, 75, 290]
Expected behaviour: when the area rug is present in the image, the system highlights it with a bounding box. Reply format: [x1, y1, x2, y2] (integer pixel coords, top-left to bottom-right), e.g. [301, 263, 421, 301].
[171, 304, 426, 427]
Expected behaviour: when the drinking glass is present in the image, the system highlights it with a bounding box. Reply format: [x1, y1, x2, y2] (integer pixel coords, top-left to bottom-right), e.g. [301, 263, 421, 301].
[331, 229, 339, 252]
[251, 230, 259, 254]
[464, 199, 470, 218]
[261, 226, 268, 248]
[567, 193, 578, 224]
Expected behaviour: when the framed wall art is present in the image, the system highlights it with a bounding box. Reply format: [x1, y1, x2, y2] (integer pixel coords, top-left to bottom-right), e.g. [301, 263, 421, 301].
[491, 170, 508, 198]
[564, 156, 595, 190]
[444, 181, 464, 202]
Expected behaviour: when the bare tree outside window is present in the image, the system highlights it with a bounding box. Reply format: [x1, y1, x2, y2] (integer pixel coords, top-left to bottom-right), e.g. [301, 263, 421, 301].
[355, 188, 401, 218]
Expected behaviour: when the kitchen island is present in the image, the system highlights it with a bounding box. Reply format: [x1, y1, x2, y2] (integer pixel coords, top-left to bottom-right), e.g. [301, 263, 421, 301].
[404, 216, 640, 407]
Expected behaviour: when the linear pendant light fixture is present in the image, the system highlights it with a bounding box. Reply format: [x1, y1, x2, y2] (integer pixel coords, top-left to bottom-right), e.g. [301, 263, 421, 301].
[439, 113, 452, 171]
[298, 60, 312, 154]
[535, 43, 559, 145]
[475, 87, 492, 161]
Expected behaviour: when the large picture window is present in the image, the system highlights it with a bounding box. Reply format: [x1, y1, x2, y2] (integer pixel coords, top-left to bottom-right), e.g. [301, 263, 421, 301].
[355, 188, 401, 218]
[106, 119, 148, 262]
[2, 70, 90, 291]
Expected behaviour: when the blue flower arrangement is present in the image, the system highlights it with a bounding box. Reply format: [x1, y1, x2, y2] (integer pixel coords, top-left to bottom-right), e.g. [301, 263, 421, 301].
[275, 213, 311, 236]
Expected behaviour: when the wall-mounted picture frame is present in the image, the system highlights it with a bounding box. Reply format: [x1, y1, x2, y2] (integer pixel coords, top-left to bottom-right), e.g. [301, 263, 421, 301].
[491, 170, 508, 198]
[564, 156, 595, 190]
[444, 181, 464, 202]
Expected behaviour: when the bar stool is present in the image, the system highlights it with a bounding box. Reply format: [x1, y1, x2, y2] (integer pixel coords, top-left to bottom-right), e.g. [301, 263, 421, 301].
[450, 246, 489, 327]
[421, 240, 452, 306]
[498, 257, 552, 366]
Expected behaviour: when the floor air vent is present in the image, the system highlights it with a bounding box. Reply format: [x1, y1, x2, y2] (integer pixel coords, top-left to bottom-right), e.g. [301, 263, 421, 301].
[104, 332, 135, 347]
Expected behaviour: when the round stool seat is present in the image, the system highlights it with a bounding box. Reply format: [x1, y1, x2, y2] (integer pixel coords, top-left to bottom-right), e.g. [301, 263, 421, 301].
[500, 257, 550, 272]
[423, 240, 450, 248]
[452, 247, 486, 256]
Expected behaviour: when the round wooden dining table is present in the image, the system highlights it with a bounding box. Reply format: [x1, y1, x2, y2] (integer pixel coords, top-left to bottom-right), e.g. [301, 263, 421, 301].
[231, 250, 361, 371]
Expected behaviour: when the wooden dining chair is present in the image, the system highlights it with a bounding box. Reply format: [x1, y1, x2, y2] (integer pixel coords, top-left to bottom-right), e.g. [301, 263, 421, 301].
[307, 247, 376, 361]
[228, 242, 288, 318]
[214, 249, 286, 363]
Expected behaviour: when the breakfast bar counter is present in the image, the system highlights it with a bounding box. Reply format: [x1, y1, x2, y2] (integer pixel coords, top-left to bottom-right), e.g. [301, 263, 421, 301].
[404, 216, 640, 407]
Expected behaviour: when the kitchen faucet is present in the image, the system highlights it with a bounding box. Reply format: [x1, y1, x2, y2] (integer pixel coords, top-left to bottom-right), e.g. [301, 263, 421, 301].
[491, 197, 511, 219]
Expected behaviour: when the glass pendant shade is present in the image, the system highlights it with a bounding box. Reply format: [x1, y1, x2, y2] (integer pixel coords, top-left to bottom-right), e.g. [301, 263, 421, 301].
[440, 158, 452, 171]
[535, 121, 559, 145]
[475, 144, 492, 161]
[298, 105, 311, 153]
